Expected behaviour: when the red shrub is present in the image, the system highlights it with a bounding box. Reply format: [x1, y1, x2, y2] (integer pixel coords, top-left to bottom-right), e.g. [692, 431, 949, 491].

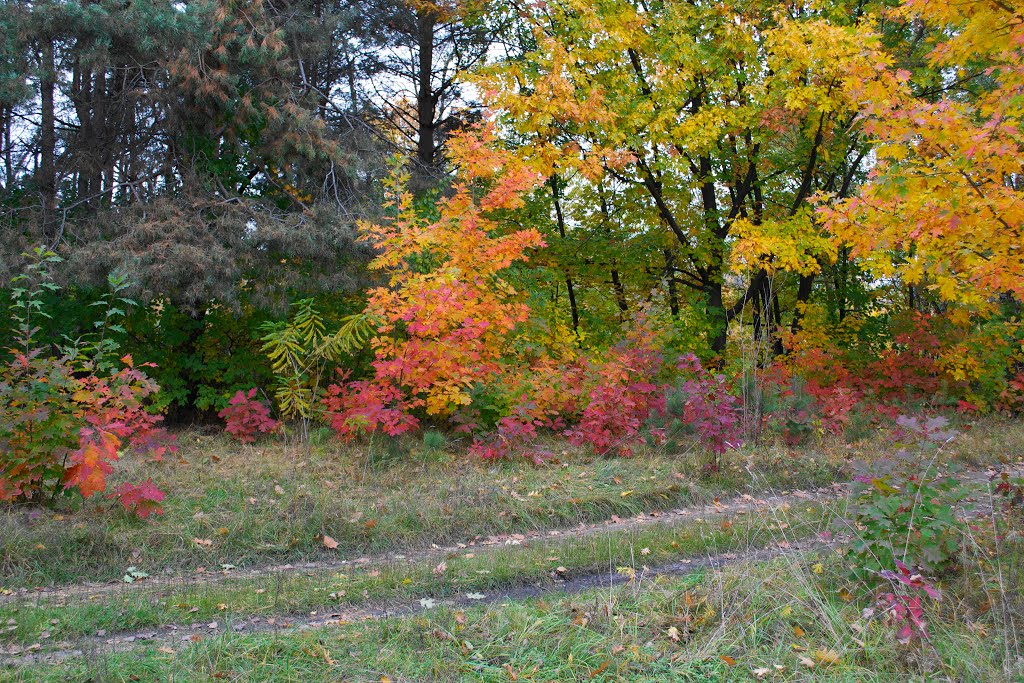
[108, 479, 166, 518]
[0, 353, 176, 516]
[321, 374, 419, 440]
[859, 316, 945, 401]
[565, 336, 666, 457]
[219, 389, 281, 443]
[468, 401, 556, 465]
[661, 354, 744, 456]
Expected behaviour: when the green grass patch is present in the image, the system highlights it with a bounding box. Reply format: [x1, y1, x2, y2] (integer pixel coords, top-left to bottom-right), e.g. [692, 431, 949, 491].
[6, 550, 1016, 682]
[0, 431, 841, 590]
[0, 500, 836, 646]
[2, 417, 1020, 592]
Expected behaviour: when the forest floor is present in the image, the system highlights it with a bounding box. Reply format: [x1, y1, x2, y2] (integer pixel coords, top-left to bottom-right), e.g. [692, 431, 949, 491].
[1, 418, 1023, 681]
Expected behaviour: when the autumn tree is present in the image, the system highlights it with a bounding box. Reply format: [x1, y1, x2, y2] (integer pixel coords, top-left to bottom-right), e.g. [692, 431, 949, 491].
[822, 0, 1024, 308]
[325, 125, 545, 432]
[480, 0, 882, 355]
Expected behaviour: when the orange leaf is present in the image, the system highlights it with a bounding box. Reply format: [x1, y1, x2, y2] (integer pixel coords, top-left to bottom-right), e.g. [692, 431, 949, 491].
[64, 432, 120, 498]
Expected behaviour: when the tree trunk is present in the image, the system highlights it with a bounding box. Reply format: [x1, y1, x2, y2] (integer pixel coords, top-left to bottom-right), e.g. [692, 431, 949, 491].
[611, 268, 627, 320]
[664, 249, 680, 319]
[38, 37, 57, 243]
[1, 105, 11, 191]
[413, 8, 437, 192]
[550, 177, 579, 336]
[706, 279, 726, 355]
[790, 273, 815, 334]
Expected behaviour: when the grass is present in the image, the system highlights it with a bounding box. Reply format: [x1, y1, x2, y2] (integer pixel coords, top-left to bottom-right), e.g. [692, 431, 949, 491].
[0, 499, 835, 645]
[0, 416, 1021, 680]
[3, 417, 1021, 592]
[5, 547, 1018, 682]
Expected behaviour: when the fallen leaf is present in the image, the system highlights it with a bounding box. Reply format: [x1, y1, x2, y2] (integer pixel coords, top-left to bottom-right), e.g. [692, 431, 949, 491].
[815, 649, 841, 665]
[322, 535, 339, 550]
[192, 538, 212, 547]
[274, 485, 285, 495]
[667, 626, 680, 642]
[720, 655, 736, 666]
[799, 656, 815, 669]
[433, 562, 447, 575]
[752, 667, 770, 679]
[793, 626, 806, 638]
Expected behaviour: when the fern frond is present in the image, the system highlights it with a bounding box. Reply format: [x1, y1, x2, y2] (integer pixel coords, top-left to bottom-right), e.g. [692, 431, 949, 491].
[316, 312, 378, 361]
[259, 301, 378, 420]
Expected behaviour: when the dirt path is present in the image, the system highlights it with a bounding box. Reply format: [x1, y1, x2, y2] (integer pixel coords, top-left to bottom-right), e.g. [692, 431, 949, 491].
[1, 479, 851, 607]
[1, 539, 829, 668]
[0, 466, 1010, 609]
[0, 465, 1013, 669]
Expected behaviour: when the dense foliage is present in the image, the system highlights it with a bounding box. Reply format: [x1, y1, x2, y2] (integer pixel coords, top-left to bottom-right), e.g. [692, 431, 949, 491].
[0, 251, 174, 515]
[1, 0, 1022, 514]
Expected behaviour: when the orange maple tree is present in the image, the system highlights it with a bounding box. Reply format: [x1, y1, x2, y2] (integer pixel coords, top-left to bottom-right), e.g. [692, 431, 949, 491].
[324, 125, 546, 436]
[821, 0, 1024, 305]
